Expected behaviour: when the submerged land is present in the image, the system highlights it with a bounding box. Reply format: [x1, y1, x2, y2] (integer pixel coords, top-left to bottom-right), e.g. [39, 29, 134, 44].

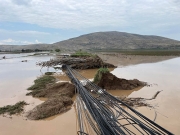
[0, 31, 180, 134]
[0, 51, 176, 119]
[0, 51, 180, 134]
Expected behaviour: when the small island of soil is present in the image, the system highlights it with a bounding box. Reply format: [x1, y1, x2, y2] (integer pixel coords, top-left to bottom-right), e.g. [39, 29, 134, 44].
[37, 55, 116, 70]
[27, 80, 75, 120]
[97, 72, 145, 90]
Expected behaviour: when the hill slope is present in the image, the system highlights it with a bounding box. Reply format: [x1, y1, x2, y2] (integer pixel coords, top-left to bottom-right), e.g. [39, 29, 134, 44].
[1, 31, 180, 51]
[0, 44, 51, 51]
[53, 31, 180, 50]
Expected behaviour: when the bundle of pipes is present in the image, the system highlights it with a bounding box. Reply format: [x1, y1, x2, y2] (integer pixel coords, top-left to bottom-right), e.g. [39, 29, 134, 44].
[62, 65, 173, 135]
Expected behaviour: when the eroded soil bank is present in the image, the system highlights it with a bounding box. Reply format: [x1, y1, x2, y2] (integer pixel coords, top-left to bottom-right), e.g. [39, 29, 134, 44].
[37, 55, 115, 69]
[27, 82, 75, 120]
[97, 72, 145, 90]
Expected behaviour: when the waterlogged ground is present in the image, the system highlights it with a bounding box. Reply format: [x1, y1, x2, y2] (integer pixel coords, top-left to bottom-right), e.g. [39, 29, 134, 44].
[0, 53, 180, 134]
[111, 57, 180, 134]
[0, 53, 57, 107]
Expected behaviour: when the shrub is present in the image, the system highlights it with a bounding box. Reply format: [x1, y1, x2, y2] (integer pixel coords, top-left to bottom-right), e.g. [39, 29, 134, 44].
[0, 101, 28, 115]
[55, 49, 60, 52]
[71, 50, 93, 57]
[27, 75, 56, 90]
[93, 68, 109, 84]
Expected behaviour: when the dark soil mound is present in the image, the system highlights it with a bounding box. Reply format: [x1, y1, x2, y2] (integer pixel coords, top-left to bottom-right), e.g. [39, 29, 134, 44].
[97, 72, 145, 90]
[27, 96, 72, 120]
[37, 55, 115, 69]
[70, 55, 115, 69]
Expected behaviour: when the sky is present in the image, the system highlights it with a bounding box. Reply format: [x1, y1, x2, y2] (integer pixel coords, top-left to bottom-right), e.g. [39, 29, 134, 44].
[0, 0, 180, 45]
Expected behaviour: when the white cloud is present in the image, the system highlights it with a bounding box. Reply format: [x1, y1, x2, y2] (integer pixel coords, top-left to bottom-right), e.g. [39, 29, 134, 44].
[0, 38, 34, 45]
[12, 0, 31, 6]
[0, 29, 52, 45]
[21, 41, 34, 44]
[0, 29, 50, 35]
[0, 0, 179, 30]
[35, 39, 40, 44]
[1, 38, 15, 43]
[17, 30, 50, 35]
[0, 38, 46, 45]
[0, 0, 179, 41]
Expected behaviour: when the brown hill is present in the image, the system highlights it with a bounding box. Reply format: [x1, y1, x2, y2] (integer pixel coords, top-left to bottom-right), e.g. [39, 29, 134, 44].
[1, 31, 180, 51]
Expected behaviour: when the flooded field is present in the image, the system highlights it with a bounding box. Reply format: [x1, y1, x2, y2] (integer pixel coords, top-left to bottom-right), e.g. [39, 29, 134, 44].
[0, 53, 180, 134]
[111, 57, 180, 134]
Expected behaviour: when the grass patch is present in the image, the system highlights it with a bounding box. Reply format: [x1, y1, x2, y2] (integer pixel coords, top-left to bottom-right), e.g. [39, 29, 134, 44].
[0, 101, 28, 115]
[45, 72, 54, 75]
[26, 90, 42, 96]
[71, 50, 93, 57]
[27, 75, 56, 90]
[93, 68, 109, 84]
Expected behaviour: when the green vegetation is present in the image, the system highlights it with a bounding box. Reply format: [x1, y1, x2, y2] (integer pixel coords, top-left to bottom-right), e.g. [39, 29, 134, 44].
[55, 48, 61, 52]
[93, 49, 180, 56]
[93, 68, 109, 84]
[21, 49, 44, 53]
[71, 50, 93, 57]
[0, 101, 28, 115]
[27, 75, 56, 91]
[45, 72, 54, 75]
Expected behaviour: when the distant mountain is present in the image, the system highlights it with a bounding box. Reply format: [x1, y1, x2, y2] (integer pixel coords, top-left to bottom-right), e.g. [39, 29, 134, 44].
[1, 31, 180, 51]
[0, 44, 51, 51]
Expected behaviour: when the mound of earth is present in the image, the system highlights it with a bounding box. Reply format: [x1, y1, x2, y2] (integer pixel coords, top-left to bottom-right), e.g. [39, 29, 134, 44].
[28, 82, 75, 98]
[37, 55, 115, 69]
[26, 82, 75, 120]
[27, 96, 72, 120]
[97, 72, 145, 90]
[70, 55, 115, 69]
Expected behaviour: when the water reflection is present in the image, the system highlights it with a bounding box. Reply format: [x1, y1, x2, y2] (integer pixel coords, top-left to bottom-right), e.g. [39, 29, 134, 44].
[108, 87, 143, 97]
[111, 57, 180, 134]
[0, 54, 55, 102]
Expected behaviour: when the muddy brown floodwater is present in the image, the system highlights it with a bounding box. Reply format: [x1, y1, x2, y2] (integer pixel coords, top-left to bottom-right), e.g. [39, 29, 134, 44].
[0, 53, 180, 135]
